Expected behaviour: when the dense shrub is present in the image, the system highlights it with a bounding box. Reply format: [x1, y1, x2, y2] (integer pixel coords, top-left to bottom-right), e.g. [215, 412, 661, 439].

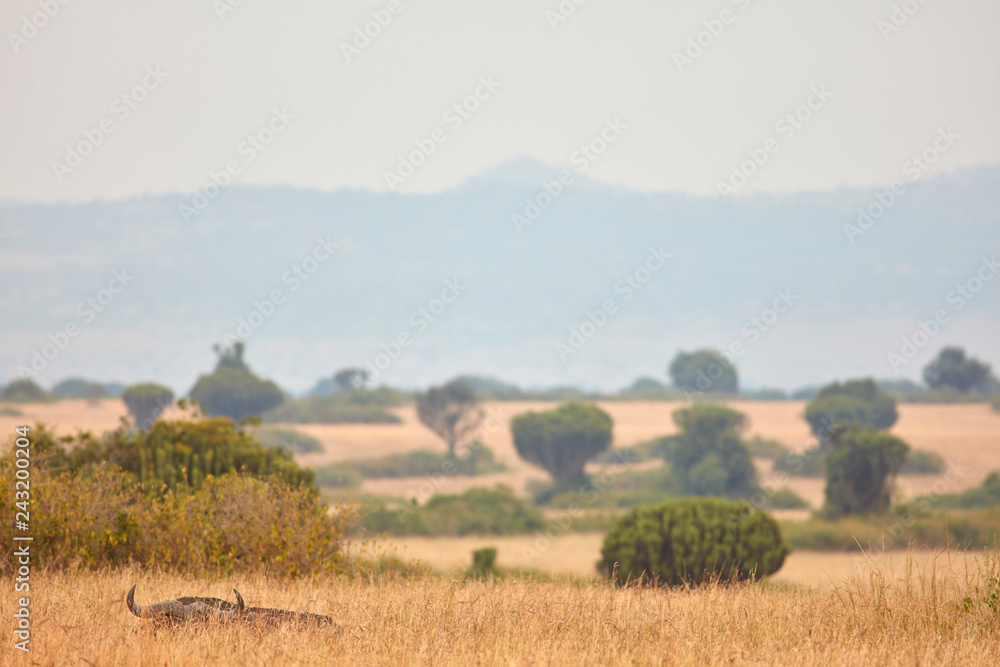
[767, 487, 810, 509]
[0, 430, 351, 576]
[0, 379, 52, 402]
[772, 446, 825, 477]
[747, 436, 790, 460]
[804, 378, 898, 436]
[466, 547, 501, 580]
[52, 377, 112, 399]
[40, 418, 315, 493]
[599, 498, 789, 586]
[263, 396, 401, 424]
[361, 485, 545, 536]
[512, 402, 613, 485]
[922, 472, 1000, 509]
[535, 464, 680, 509]
[899, 449, 945, 474]
[992, 395, 1000, 413]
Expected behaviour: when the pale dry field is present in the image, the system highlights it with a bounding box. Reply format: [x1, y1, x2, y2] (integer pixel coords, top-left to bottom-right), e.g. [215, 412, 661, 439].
[3, 554, 998, 666]
[4, 399, 999, 505]
[380, 533, 985, 589]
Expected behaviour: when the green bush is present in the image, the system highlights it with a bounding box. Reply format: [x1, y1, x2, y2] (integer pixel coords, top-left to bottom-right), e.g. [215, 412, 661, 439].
[537, 465, 681, 509]
[315, 443, 505, 488]
[804, 378, 898, 436]
[747, 436, 790, 460]
[772, 446, 826, 477]
[923, 472, 1000, 509]
[361, 485, 545, 536]
[899, 449, 945, 474]
[0, 406, 23, 416]
[0, 379, 52, 402]
[991, 395, 1000, 413]
[252, 427, 323, 454]
[466, 547, 501, 580]
[39, 418, 315, 494]
[768, 487, 810, 509]
[598, 498, 789, 586]
[781, 510, 1000, 551]
[263, 396, 401, 424]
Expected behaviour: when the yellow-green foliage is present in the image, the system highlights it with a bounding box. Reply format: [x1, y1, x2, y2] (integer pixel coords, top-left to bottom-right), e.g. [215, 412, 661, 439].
[45, 417, 314, 493]
[0, 426, 352, 577]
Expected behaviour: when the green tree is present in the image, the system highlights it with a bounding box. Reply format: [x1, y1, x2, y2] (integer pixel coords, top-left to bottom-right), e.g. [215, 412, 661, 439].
[666, 404, 757, 497]
[598, 498, 789, 586]
[121, 383, 174, 429]
[52, 377, 111, 399]
[804, 378, 897, 437]
[822, 427, 909, 517]
[334, 368, 370, 392]
[189, 343, 284, 422]
[416, 380, 483, 458]
[0, 379, 52, 402]
[511, 402, 613, 485]
[923, 347, 993, 392]
[667, 349, 738, 394]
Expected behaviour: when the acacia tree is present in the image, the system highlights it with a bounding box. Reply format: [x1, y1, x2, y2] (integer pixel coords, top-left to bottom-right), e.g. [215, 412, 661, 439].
[511, 402, 612, 485]
[189, 343, 284, 422]
[923, 347, 993, 392]
[822, 426, 909, 517]
[416, 380, 483, 458]
[804, 378, 897, 437]
[667, 349, 738, 395]
[121, 383, 174, 430]
[334, 368, 370, 392]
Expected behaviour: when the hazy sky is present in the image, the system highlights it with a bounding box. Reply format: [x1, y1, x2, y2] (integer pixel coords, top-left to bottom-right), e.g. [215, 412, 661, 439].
[2, 0, 999, 202]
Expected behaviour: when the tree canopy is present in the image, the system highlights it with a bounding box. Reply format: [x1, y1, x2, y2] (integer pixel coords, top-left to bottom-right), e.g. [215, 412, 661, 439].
[416, 380, 483, 457]
[121, 383, 174, 429]
[511, 402, 613, 485]
[666, 403, 757, 497]
[667, 349, 738, 394]
[923, 347, 993, 392]
[822, 426, 909, 517]
[804, 378, 897, 437]
[189, 343, 284, 422]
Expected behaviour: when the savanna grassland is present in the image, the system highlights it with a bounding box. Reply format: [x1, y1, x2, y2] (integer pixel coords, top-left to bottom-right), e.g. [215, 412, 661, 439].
[3, 550, 1000, 666]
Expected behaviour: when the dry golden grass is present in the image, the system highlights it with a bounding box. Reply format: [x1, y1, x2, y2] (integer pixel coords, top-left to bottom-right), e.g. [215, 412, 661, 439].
[4, 551, 999, 666]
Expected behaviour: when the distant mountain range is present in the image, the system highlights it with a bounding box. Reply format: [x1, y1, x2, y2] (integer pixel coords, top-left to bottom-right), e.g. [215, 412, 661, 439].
[1, 159, 998, 394]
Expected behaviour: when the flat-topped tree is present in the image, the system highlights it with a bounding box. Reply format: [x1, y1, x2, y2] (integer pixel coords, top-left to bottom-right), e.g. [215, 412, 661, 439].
[189, 343, 284, 422]
[416, 380, 483, 458]
[512, 402, 612, 486]
[923, 347, 993, 393]
[121, 383, 174, 430]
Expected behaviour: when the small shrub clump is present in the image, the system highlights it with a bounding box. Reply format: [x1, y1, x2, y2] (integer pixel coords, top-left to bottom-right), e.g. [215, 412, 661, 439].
[598, 497, 790, 586]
